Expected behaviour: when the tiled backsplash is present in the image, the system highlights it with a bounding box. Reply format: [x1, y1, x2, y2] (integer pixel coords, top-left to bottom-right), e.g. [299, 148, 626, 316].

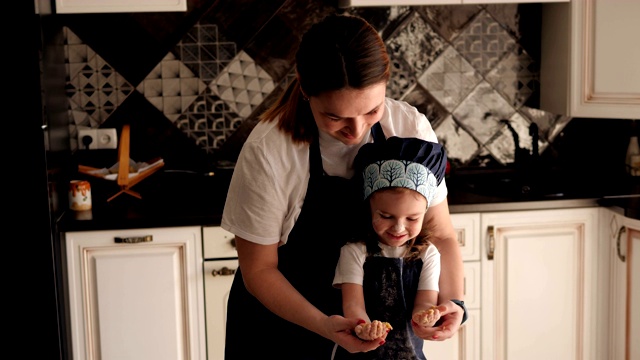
[56, 1, 574, 171]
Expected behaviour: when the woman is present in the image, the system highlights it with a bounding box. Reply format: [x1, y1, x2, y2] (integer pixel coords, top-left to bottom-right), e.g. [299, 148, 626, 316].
[221, 13, 465, 359]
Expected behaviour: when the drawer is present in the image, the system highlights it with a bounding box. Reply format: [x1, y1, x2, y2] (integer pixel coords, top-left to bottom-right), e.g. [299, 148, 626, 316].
[203, 227, 237, 259]
[463, 262, 480, 310]
[451, 213, 481, 261]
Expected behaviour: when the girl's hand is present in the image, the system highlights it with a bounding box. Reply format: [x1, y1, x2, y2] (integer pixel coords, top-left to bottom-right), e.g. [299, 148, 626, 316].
[412, 301, 463, 341]
[325, 315, 388, 353]
[354, 320, 392, 341]
[412, 306, 443, 328]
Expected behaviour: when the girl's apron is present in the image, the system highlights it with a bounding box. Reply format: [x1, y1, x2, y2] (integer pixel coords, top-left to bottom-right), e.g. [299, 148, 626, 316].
[223, 124, 384, 359]
[333, 255, 426, 360]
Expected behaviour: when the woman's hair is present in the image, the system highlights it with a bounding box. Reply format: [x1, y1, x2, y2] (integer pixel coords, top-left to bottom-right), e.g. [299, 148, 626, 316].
[260, 13, 391, 144]
[359, 187, 432, 261]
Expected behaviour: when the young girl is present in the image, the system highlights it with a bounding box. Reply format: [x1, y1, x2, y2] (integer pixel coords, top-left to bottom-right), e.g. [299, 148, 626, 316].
[332, 136, 452, 360]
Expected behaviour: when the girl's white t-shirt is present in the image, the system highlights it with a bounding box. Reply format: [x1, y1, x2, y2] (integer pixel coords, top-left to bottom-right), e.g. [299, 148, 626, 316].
[333, 242, 441, 291]
[220, 97, 448, 246]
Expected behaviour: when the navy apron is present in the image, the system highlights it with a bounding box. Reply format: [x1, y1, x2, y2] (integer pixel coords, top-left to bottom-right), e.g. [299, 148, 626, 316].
[333, 255, 426, 360]
[223, 125, 383, 359]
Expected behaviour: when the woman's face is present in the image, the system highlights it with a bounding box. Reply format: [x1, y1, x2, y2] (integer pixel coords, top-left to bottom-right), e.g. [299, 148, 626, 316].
[308, 82, 386, 145]
[370, 189, 427, 247]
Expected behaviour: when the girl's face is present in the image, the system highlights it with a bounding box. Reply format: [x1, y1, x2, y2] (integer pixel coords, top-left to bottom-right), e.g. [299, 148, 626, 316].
[308, 82, 387, 145]
[369, 189, 427, 247]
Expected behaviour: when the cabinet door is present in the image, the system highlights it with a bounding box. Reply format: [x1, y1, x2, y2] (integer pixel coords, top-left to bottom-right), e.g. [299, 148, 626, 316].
[540, 0, 640, 119]
[55, 0, 187, 13]
[64, 227, 205, 360]
[481, 208, 599, 360]
[608, 210, 640, 360]
[203, 259, 238, 360]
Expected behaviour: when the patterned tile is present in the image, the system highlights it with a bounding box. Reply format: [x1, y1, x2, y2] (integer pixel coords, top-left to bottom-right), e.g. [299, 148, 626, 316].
[209, 51, 275, 118]
[386, 55, 416, 100]
[173, 23, 237, 83]
[56, 3, 573, 168]
[400, 83, 448, 129]
[386, 11, 447, 76]
[452, 81, 517, 146]
[416, 5, 483, 42]
[484, 4, 521, 41]
[451, 10, 517, 76]
[174, 88, 243, 153]
[64, 27, 135, 150]
[136, 52, 208, 123]
[433, 114, 479, 166]
[417, 46, 482, 113]
[485, 45, 538, 109]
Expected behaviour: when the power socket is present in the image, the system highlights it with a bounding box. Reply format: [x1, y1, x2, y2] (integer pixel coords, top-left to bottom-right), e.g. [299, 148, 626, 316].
[97, 128, 118, 149]
[78, 128, 118, 150]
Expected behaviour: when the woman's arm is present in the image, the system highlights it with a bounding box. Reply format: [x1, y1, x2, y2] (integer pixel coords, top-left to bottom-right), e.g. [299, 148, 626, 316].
[418, 199, 466, 340]
[235, 236, 384, 351]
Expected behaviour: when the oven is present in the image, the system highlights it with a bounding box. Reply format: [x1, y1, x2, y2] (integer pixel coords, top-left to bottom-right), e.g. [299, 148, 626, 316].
[202, 226, 238, 360]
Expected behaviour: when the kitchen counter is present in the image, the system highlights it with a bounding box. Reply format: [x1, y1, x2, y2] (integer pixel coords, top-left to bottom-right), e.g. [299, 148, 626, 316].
[57, 168, 640, 233]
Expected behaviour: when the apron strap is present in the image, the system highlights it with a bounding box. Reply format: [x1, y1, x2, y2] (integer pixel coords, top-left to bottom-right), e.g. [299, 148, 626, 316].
[371, 122, 386, 143]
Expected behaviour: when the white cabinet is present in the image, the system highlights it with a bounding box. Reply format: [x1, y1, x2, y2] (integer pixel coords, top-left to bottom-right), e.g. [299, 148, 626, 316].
[202, 227, 237, 360]
[424, 213, 481, 360]
[54, 0, 187, 13]
[480, 207, 602, 360]
[63, 226, 206, 360]
[342, 0, 566, 6]
[540, 0, 640, 119]
[602, 208, 640, 360]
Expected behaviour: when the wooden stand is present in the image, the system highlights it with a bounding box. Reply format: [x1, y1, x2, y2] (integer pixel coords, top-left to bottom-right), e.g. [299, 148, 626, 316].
[78, 124, 164, 202]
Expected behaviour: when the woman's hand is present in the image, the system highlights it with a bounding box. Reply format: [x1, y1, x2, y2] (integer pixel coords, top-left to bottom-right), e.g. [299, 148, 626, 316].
[324, 315, 387, 353]
[412, 300, 463, 341]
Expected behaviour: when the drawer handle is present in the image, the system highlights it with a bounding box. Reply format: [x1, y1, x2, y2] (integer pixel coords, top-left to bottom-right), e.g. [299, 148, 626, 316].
[114, 235, 153, 244]
[487, 226, 495, 260]
[212, 267, 236, 277]
[616, 226, 627, 262]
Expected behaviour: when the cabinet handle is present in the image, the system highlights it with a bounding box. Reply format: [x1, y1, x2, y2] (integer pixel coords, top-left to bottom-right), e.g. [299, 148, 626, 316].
[230, 237, 236, 249]
[616, 226, 627, 262]
[487, 225, 495, 260]
[114, 235, 153, 244]
[212, 266, 236, 277]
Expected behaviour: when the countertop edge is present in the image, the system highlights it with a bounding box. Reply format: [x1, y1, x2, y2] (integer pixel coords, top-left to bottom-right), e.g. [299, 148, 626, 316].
[448, 198, 601, 214]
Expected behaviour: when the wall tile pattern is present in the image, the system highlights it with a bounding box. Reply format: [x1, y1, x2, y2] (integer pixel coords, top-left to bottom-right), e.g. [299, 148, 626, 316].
[61, 2, 571, 169]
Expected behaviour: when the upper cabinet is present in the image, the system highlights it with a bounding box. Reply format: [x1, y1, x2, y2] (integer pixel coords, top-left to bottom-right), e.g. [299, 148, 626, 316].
[54, 0, 187, 13]
[339, 0, 567, 6]
[540, 0, 640, 119]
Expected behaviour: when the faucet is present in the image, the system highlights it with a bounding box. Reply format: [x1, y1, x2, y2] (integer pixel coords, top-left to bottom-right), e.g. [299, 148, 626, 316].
[500, 119, 533, 167]
[500, 120, 542, 195]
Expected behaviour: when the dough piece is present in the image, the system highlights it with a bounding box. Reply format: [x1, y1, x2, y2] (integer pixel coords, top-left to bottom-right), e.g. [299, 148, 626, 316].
[354, 320, 392, 341]
[413, 306, 441, 327]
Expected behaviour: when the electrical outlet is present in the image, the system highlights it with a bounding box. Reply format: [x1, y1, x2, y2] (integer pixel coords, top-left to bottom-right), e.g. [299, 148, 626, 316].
[78, 128, 98, 150]
[97, 128, 118, 149]
[77, 128, 118, 150]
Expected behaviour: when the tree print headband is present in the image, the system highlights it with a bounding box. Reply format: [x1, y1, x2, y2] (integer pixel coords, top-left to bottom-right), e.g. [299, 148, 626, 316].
[354, 136, 447, 207]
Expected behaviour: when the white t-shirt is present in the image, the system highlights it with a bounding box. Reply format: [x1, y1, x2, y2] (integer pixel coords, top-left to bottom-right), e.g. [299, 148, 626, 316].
[220, 97, 448, 246]
[333, 242, 441, 291]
